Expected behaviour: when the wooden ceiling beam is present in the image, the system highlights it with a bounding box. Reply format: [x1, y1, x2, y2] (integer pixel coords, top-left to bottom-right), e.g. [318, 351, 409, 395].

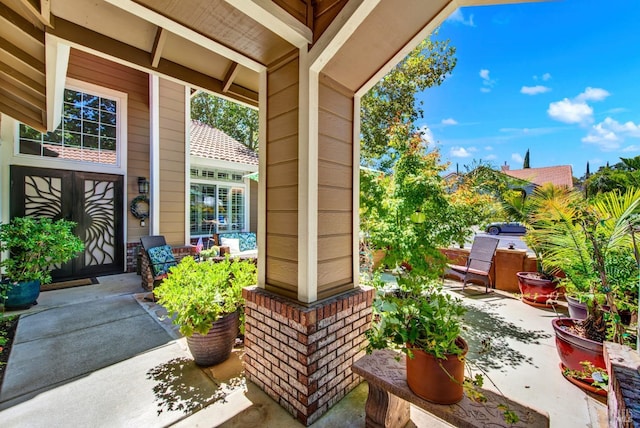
[105, 0, 265, 72]
[0, 61, 46, 98]
[0, 2, 46, 42]
[0, 92, 44, 130]
[0, 74, 46, 111]
[150, 27, 167, 68]
[48, 17, 258, 106]
[17, 0, 52, 27]
[0, 35, 46, 76]
[222, 62, 239, 93]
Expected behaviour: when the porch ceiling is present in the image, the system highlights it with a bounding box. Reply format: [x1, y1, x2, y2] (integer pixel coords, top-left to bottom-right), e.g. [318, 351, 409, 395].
[0, 0, 541, 132]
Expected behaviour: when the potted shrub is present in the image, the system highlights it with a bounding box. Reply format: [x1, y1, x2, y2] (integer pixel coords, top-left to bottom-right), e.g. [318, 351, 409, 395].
[526, 186, 639, 392]
[153, 255, 256, 366]
[0, 217, 84, 309]
[366, 274, 468, 404]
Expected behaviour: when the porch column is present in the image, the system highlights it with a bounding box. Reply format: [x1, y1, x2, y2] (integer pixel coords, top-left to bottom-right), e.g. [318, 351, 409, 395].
[244, 46, 373, 425]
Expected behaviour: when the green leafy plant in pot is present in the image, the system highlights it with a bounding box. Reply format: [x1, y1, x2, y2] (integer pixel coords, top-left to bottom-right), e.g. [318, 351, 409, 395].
[153, 255, 256, 366]
[0, 217, 84, 309]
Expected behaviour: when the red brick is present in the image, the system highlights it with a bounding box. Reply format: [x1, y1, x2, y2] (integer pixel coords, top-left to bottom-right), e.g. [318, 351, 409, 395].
[297, 332, 309, 345]
[327, 318, 345, 334]
[288, 336, 308, 353]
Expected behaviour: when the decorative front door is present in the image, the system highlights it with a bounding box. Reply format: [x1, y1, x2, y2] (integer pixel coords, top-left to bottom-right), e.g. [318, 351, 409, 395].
[10, 166, 124, 280]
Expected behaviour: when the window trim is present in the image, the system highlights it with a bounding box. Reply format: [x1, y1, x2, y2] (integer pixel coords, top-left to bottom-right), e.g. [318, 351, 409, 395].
[12, 78, 128, 175]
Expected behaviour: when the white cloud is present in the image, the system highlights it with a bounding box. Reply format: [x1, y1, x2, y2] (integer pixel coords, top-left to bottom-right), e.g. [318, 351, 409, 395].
[418, 125, 435, 144]
[479, 69, 496, 92]
[582, 117, 640, 151]
[542, 73, 552, 81]
[576, 87, 610, 102]
[511, 153, 524, 164]
[485, 154, 497, 160]
[623, 145, 640, 152]
[451, 147, 472, 158]
[441, 118, 458, 126]
[548, 98, 593, 124]
[521, 85, 551, 95]
[447, 9, 475, 26]
[484, 146, 493, 151]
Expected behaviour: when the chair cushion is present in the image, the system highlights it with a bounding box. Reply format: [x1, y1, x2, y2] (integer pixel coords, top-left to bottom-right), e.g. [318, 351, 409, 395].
[220, 237, 241, 254]
[147, 244, 177, 277]
[218, 232, 257, 252]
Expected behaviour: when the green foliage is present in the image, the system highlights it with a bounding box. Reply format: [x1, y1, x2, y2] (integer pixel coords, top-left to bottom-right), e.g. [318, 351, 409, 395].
[360, 36, 456, 169]
[0, 217, 84, 284]
[366, 282, 466, 359]
[153, 256, 256, 336]
[562, 361, 609, 391]
[585, 155, 640, 196]
[526, 185, 640, 345]
[191, 93, 259, 151]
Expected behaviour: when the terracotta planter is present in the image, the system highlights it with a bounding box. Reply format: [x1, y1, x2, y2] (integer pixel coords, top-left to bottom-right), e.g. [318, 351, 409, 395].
[186, 311, 239, 366]
[565, 295, 588, 320]
[406, 337, 468, 404]
[551, 318, 605, 372]
[517, 272, 561, 305]
[3, 279, 41, 309]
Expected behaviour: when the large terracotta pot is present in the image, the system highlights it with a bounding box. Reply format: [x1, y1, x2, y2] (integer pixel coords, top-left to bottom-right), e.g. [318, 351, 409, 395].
[3, 279, 41, 309]
[517, 272, 560, 305]
[565, 295, 588, 320]
[186, 311, 239, 366]
[406, 337, 468, 404]
[551, 318, 605, 372]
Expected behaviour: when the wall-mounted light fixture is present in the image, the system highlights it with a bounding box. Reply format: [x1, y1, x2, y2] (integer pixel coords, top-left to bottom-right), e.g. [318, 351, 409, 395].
[138, 177, 149, 195]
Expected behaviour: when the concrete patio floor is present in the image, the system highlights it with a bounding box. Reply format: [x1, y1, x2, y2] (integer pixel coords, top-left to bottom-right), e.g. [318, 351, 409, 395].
[0, 273, 606, 427]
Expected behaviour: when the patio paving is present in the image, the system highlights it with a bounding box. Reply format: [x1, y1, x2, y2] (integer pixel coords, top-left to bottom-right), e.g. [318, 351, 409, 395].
[0, 273, 607, 427]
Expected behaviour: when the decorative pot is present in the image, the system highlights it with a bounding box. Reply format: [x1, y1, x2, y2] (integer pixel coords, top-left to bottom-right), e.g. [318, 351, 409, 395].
[406, 337, 468, 404]
[517, 272, 560, 306]
[565, 295, 588, 320]
[3, 279, 41, 309]
[186, 311, 239, 366]
[551, 318, 605, 372]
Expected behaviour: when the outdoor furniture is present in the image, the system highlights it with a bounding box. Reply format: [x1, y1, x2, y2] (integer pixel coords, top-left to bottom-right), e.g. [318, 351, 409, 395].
[139, 236, 195, 291]
[352, 350, 549, 428]
[445, 236, 499, 292]
[212, 232, 258, 259]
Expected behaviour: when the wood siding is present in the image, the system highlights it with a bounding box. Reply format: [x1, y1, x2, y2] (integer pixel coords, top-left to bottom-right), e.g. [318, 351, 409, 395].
[265, 53, 299, 297]
[316, 73, 353, 300]
[66, 49, 150, 245]
[158, 78, 186, 245]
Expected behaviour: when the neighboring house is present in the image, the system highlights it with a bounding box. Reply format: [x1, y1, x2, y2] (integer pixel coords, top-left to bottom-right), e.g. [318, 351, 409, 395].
[189, 120, 258, 239]
[500, 164, 574, 194]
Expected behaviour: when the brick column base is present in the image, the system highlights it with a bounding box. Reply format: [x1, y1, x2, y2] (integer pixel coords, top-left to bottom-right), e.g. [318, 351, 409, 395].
[604, 342, 640, 427]
[242, 286, 374, 425]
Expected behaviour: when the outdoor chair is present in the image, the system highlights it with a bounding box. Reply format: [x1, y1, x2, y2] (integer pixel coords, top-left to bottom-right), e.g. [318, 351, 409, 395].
[139, 235, 191, 297]
[445, 236, 499, 293]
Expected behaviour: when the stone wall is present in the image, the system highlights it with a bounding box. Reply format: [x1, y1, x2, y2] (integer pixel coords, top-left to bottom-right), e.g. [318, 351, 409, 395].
[243, 286, 374, 425]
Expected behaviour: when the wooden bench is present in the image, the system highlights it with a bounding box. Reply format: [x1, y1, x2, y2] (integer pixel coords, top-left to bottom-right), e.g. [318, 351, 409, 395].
[352, 350, 549, 428]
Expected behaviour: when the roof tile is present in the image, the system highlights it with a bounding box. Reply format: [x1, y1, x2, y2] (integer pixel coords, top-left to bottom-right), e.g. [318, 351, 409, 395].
[190, 120, 258, 165]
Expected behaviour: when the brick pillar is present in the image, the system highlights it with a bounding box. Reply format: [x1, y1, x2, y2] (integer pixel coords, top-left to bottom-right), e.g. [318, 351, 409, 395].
[604, 342, 640, 427]
[243, 285, 374, 425]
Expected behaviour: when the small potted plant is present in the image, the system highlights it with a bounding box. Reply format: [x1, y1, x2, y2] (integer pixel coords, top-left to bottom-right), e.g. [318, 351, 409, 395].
[153, 255, 256, 366]
[0, 217, 84, 309]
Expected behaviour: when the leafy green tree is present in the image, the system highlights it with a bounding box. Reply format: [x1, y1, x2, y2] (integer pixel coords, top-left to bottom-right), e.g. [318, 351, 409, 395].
[191, 93, 259, 151]
[360, 36, 456, 170]
[585, 156, 640, 196]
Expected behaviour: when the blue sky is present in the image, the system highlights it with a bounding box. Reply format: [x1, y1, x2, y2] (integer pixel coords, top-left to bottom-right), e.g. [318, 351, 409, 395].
[417, 0, 640, 177]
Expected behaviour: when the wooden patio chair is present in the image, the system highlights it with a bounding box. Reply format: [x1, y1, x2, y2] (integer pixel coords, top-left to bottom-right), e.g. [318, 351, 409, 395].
[445, 236, 499, 293]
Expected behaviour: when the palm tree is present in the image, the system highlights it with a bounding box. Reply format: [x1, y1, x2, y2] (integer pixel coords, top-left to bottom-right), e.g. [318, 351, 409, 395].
[526, 185, 640, 344]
